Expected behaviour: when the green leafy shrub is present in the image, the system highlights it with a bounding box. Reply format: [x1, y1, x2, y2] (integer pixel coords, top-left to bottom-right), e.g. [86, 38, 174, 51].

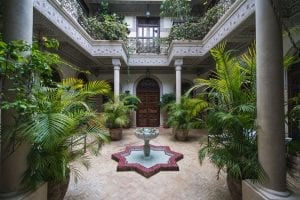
[288, 139, 300, 155]
[167, 5, 225, 42]
[160, 0, 191, 21]
[79, 2, 129, 40]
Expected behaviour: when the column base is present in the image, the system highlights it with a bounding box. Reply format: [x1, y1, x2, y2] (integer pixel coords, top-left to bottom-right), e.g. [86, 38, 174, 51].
[0, 183, 47, 200]
[242, 180, 300, 200]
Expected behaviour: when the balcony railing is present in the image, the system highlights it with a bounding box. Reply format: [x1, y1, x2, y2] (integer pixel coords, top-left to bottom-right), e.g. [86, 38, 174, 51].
[126, 37, 169, 54]
[56, 0, 88, 22]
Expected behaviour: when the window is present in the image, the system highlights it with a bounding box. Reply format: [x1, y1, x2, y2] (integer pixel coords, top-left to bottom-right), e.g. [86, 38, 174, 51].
[136, 17, 160, 53]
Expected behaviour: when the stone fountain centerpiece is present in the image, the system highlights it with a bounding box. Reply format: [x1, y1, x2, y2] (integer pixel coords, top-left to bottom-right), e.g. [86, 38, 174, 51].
[112, 127, 183, 178]
[135, 128, 159, 157]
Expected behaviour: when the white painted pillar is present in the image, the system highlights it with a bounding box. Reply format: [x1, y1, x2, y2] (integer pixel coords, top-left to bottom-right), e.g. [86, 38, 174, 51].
[112, 59, 121, 102]
[175, 59, 183, 104]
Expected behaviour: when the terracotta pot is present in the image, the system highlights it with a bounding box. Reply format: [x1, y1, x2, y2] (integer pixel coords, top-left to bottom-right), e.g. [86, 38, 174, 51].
[175, 129, 189, 141]
[110, 128, 123, 141]
[48, 175, 70, 200]
[226, 175, 242, 200]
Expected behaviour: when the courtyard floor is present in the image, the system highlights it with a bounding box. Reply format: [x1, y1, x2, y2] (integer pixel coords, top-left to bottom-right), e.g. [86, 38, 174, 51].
[64, 128, 231, 200]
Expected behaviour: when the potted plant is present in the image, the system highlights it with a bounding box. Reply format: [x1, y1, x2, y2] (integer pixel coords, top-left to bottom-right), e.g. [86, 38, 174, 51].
[193, 43, 262, 200]
[167, 96, 206, 141]
[192, 43, 296, 200]
[103, 98, 130, 140]
[121, 92, 141, 128]
[0, 38, 111, 199]
[160, 93, 175, 128]
[20, 78, 110, 200]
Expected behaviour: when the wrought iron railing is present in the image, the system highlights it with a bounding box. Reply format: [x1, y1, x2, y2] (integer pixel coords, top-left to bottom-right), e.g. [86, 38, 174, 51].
[126, 37, 169, 54]
[56, 0, 88, 22]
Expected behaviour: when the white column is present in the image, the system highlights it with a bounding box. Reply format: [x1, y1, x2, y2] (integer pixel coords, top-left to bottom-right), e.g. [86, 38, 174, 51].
[243, 1, 293, 199]
[175, 59, 183, 104]
[112, 59, 121, 102]
[1, 0, 33, 195]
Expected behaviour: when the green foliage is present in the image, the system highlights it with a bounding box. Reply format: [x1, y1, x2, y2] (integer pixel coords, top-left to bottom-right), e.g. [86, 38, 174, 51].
[160, 0, 191, 20]
[160, 93, 175, 111]
[167, 96, 207, 130]
[0, 38, 61, 124]
[103, 98, 130, 129]
[20, 78, 111, 189]
[192, 43, 264, 180]
[167, 5, 225, 42]
[288, 139, 300, 155]
[121, 93, 141, 111]
[289, 93, 300, 123]
[79, 2, 129, 40]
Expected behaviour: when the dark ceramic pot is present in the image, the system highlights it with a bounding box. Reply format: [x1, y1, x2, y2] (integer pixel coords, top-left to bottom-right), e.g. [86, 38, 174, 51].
[226, 175, 242, 200]
[48, 175, 70, 200]
[110, 128, 123, 141]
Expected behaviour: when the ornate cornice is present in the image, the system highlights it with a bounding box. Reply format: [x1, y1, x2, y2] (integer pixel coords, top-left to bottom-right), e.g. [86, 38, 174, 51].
[202, 0, 255, 55]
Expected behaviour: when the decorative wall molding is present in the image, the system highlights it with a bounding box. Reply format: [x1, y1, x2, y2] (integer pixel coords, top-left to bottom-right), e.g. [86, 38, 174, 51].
[128, 55, 169, 67]
[34, 0, 255, 67]
[202, 0, 255, 55]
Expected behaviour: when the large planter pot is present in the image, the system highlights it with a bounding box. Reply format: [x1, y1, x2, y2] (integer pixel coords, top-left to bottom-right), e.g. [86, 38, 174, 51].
[287, 153, 300, 180]
[110, 128, 123, 141]
[48, 175, 70, 200]
[226, 175, 242, 200]
[174, 129, 189, 141]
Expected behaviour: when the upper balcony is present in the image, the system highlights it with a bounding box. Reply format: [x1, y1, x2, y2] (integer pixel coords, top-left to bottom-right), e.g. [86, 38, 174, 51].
[33, 0, 259, 72]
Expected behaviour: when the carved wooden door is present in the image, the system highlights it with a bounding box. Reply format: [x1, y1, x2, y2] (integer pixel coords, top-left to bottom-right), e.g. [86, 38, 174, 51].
[137, 78, 160, 127]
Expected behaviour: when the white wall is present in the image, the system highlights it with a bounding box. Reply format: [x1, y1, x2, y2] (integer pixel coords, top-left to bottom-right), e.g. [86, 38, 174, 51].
[123, 16, 172, 38]
[93, 72, 197, 98]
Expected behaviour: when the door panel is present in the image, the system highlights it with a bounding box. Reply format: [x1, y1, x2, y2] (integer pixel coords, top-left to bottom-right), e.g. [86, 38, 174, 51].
[136, 78, 160, 127]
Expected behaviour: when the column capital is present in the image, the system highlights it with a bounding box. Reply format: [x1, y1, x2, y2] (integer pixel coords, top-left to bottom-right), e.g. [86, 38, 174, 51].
[112, 58, 121, 67]
[174, 59, 183, 67]
[175, 66, 182, 71]
[114, 66, 120, 70]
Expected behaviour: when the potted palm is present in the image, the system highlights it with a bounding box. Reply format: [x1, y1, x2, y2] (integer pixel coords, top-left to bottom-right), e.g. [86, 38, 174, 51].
[103, 98, 130, 140]
[18, 78, 111, 200]
[160, 93, 175, 128]
[192, 43, 296, 200]
[195, 43, 263, 200]
[167, 96, 206, 141]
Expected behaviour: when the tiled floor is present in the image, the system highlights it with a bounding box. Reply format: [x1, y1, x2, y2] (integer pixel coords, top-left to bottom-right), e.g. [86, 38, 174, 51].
[64, 128, 231, 200]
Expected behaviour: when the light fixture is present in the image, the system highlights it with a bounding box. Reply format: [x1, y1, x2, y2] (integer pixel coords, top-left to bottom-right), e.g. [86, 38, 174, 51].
[145, 4, 150, 17]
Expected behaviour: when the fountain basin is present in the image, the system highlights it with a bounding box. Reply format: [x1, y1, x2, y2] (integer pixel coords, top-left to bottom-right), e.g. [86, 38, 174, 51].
[111, 145, 183, 178]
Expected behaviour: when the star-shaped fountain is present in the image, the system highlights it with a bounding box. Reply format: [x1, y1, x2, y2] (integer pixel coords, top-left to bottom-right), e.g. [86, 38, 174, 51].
[111, 128, 184, 178]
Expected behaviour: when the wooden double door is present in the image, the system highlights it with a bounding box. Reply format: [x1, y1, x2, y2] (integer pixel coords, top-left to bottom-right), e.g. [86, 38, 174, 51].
[136, 78, 160, 127]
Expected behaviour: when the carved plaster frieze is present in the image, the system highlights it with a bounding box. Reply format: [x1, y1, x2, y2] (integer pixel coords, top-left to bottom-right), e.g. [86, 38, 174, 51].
[128, 56, 169, 67]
